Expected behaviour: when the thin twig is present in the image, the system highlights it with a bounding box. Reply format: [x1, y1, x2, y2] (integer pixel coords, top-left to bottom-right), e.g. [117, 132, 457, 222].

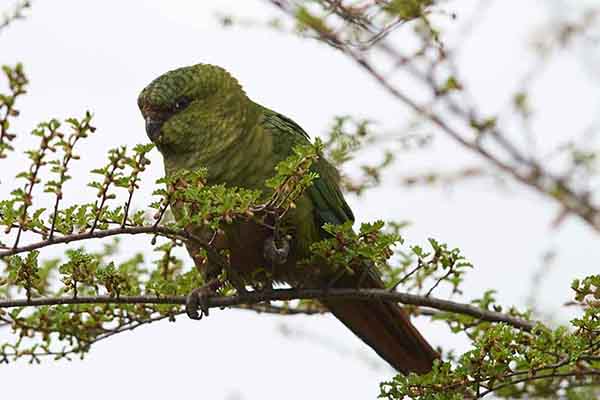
[478, 371, 600, 398]
[48, 125, 89, 239]
[0, 1, 30, 34]
[13, 129, 58, 248]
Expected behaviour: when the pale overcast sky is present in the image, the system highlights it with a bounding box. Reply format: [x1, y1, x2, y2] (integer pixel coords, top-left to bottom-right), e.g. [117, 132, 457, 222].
[2, 1, 600, 399]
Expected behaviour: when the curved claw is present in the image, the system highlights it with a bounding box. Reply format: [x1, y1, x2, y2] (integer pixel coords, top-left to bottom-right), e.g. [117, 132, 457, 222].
[263, 235, 290, 265]
[185, 286, 212, 320]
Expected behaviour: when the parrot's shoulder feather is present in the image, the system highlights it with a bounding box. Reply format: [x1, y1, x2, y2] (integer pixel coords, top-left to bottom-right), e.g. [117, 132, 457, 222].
[260, 106, 310, 143]
[260, 106, 354, 229]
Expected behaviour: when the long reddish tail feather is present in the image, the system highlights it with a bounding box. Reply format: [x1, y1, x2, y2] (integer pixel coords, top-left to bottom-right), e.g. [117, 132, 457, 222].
[321, 276, 438, 374]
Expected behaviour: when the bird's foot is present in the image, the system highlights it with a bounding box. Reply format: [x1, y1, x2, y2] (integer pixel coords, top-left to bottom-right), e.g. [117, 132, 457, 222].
[325, 267, 347, 289]
[185, 279, 221, 320]
[185, 287, 212, 320]
[263, 235, 290, 265]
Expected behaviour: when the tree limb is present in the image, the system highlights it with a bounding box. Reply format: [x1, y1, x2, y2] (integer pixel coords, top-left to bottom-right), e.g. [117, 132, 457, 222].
[0, 287, 536, 331]
[1, 225, 192, 258]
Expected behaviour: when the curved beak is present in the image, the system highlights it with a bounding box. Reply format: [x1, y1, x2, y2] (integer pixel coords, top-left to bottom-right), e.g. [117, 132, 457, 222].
[145, 117, 162, 142]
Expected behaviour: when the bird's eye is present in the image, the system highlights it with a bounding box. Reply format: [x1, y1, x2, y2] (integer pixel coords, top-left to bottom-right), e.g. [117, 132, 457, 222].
[174, 97, 191, 111]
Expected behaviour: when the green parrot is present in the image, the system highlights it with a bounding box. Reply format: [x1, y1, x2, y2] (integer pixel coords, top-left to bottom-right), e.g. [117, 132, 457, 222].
[137, 64, 438, 374]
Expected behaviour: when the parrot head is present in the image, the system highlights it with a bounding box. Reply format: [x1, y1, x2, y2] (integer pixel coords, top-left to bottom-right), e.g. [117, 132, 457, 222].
[137, 64, 251, 157]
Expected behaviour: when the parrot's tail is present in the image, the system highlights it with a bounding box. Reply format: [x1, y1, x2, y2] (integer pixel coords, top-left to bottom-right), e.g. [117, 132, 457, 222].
[321, 276, 438, 374]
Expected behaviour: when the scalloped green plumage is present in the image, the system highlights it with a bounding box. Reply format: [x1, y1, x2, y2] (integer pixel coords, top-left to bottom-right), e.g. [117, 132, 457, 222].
[138, 64, 438, 374]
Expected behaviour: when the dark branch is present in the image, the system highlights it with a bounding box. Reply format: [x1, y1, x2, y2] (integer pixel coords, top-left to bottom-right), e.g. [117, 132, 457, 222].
[0, 225, 188, 258]
[0, 287, 536, 331]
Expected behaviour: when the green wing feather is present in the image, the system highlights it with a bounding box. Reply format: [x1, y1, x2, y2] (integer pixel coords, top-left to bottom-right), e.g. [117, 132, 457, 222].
[260, 107, 354, 231]
[310, 158, 354, 227]
[260, 108, 438, 373]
